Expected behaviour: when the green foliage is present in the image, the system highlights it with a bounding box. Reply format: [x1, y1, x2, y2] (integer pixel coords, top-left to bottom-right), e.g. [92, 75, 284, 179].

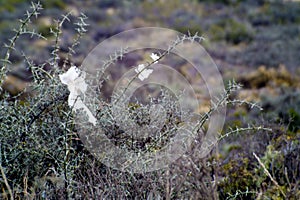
[209, 19, 254, 44]
[41, 0, 66, 9]
[288, 108, 300, 133]
[198, 0, 242, 6]
[174, 25, 203, 36]
[0, 0, 26, 12]
[260, 87, 300, 134]
[218, 126, 300, 199]
[38, 24, 57, 38]
[219, 157, 257, 199]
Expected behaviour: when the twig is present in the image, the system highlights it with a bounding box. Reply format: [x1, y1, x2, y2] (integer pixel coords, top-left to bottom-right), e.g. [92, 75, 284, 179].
[253, 152, 286, 198]
[20, 92, 68, 142]
[0, 164, 13, 200]
[0, 2, 43, 87]
[165, 168, 171, 200]
[113, 33, 204, 105]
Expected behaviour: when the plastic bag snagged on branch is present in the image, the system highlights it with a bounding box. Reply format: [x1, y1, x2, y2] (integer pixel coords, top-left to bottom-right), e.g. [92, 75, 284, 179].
[59, 66, 97, 126]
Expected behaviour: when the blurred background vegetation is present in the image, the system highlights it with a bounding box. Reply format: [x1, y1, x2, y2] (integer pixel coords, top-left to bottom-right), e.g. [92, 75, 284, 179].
[0, 0, 299, 199]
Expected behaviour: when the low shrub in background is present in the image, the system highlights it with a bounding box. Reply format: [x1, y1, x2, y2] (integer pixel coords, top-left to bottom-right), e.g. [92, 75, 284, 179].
[0, 2, 299, 199]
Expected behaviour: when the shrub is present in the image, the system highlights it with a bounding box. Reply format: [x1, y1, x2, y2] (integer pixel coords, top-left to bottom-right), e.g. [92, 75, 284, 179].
[0, 2, 299, 199]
